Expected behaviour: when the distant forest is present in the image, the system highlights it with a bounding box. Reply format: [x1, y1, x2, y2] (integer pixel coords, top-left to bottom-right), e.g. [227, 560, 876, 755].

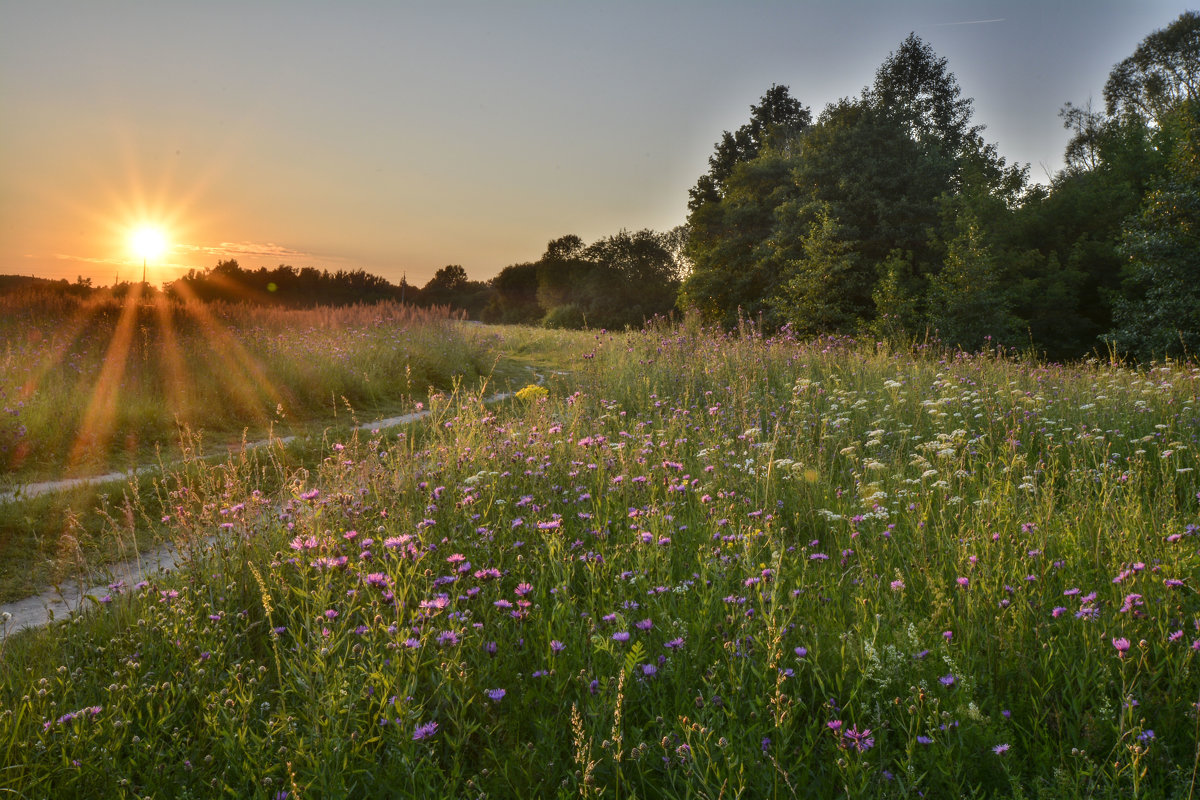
[7, 12, 1196, 361]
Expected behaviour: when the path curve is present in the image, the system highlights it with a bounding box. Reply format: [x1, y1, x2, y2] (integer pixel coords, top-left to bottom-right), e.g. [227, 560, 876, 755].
[0, 377, 546, 638]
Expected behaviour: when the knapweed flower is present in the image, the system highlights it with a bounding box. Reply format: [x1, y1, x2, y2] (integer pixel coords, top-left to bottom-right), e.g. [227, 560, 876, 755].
[486, 688, 506, 702]
[842, 725, 874, 752]
[412, 721, 438, 740]
[612, 631, 630, 643]
[550, 640, 565, 652]
[1113, 637, 1131, 657]
[993, 743, 1010, 755]
[664, 637, 685, 649]
[794, 646, 808, 658]
[939, 674, 956, 687]
[641, 663, 657, 677]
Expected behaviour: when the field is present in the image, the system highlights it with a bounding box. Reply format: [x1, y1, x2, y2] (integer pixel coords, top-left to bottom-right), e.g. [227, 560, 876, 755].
[0, 288, 573, 600]
[0, 287, 499, 485]
[2, 312, 1199, 798]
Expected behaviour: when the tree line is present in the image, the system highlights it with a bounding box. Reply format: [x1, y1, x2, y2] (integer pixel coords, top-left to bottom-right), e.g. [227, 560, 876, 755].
[679, 12, 1200, 361]
[150, 227, 687, 330]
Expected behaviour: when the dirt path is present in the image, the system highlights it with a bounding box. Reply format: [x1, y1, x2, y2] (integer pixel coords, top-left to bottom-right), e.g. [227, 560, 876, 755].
[0, 379, 541, 638]
[1, 539, 194, 640]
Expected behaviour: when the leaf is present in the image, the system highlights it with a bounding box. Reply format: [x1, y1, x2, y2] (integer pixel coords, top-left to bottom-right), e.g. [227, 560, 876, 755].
[623, 641, 646, 677]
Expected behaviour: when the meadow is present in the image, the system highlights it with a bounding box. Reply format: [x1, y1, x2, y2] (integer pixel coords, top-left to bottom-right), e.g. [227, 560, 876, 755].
[1, 316, 1199, 798]
[0, 287, 497, 485]
[0, 288, 563, 600]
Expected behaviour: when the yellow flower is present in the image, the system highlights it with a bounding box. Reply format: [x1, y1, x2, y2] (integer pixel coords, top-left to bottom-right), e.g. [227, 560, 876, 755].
[514, 384, 548, 403]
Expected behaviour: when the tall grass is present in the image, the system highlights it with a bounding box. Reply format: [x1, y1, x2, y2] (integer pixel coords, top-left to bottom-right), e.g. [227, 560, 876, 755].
[1, 321, 1198, 798]
[0, 287, 489, 482]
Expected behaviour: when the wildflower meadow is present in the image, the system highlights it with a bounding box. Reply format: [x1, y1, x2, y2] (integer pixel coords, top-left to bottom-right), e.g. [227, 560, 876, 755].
[2, 320, 1199, 798]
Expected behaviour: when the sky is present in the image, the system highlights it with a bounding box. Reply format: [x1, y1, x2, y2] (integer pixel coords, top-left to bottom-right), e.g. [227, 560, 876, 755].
[1, 1, 1194, 288]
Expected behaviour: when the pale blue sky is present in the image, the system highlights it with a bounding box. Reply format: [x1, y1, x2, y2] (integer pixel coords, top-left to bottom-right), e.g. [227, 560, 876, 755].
[1, 1, 1192, 286]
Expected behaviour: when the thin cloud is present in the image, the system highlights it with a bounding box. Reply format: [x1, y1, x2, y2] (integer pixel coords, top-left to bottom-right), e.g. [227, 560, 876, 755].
[178, 241, 314, 260]
[932, 18, 1005, 27]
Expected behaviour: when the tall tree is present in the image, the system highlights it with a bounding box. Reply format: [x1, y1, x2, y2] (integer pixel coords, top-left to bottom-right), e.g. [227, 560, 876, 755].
[680, 148, 798, 326]
[867, 33, 979, 162]
[688, 85, 810, 211]
[1110, 100, 1200, 357]
[926, 211, 1017, 350]
[770, 203, 866, 334]
[1105, 11, 1200, 124]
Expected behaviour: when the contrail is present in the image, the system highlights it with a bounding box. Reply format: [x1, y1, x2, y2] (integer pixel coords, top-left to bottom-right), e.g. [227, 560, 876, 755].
[932, 18, 1006, 27]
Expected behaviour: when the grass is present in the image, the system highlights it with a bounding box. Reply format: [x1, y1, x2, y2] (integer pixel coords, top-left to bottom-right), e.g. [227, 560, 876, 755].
[1, 318, 1199, 798]
[0, 286, 497, 485]
[0, 291, 584, 601]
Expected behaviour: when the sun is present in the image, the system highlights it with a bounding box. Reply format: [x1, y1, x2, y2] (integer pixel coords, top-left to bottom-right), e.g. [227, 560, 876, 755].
[130, 226, 167, 261]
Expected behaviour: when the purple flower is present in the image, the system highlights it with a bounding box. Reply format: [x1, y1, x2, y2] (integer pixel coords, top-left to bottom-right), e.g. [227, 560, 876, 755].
[794, 646, 808, 658]
[993, 743, 1010, 755]
[613, 631, 630, 643]
[641, 663, 657, 677]
[412, 721, 438, 740]
[486, 688, 506, 702]
[550, 640, 565, 652]
[939, 674, 955, 687]
[1113, 637, 1131, 657]
[664, 637, 685, 649]
[842, 725, 874, 752]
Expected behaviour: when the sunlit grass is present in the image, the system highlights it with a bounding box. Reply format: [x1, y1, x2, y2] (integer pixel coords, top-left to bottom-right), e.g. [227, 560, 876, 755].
[1, 320, 1198, 798]
[0, 289, 494, 483]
